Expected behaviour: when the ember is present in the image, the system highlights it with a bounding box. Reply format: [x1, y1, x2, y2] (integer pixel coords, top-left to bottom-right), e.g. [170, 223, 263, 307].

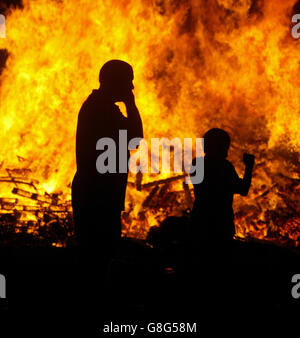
[0, 0, 299, 247]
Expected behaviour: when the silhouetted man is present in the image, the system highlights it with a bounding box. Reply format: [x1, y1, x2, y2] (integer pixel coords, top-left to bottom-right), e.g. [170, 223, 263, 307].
[72, 60, 143, 265]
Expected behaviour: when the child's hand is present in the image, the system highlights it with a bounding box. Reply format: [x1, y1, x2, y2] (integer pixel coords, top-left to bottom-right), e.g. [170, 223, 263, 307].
[243, 153, 255, 167]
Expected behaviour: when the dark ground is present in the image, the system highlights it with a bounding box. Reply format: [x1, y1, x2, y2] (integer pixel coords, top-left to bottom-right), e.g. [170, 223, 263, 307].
[0, 236, 299, 336]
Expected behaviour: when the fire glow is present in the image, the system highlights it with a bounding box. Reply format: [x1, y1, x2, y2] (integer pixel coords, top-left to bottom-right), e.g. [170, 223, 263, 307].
[0, 0, 299, 246]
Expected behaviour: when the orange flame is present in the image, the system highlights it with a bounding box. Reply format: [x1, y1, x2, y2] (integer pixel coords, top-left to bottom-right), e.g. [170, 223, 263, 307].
[0, 0, 299, 244]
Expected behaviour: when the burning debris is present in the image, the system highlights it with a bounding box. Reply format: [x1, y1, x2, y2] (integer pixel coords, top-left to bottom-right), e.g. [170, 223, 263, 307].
[0, 165, 74, 247]
[0, 153, 298, 248]
[123, 173, 192, 239]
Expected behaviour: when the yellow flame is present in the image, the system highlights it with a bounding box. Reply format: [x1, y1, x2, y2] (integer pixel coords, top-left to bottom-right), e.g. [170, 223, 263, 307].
[0, 0, 299, 241]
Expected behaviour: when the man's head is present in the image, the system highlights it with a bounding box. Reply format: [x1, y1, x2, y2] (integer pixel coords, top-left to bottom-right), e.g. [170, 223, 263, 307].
[99, 60, 134, 102]
[203, 128, 230, 159]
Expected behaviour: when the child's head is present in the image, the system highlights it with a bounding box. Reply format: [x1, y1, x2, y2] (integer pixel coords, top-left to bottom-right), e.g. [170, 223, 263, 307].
[203, 128, 230, 159]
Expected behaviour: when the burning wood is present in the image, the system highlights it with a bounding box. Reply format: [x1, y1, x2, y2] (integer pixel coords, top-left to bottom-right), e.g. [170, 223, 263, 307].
[124, 174, 192, 239]
[0, 169, 73, 247]
[0, 161, 298, 248]
[141, 174, 187, 189]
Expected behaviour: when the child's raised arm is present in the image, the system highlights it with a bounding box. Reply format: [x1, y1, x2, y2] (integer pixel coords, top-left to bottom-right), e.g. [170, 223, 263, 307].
[239, 153, 255, 196]
[231, 153, 255, 196]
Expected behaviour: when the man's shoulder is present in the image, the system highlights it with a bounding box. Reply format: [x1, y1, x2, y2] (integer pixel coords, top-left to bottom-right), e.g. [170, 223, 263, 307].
[83, 90, 102, 107]
[78, 90, 107, 119]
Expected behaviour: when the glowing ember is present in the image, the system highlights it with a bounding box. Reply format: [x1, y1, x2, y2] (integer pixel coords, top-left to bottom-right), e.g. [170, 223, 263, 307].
[0, 0, 299, 246]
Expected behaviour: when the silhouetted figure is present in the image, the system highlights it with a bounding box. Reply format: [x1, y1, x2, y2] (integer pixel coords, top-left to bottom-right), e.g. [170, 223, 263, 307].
[72, 60, 143, 276]
[190, 128, 255, 261]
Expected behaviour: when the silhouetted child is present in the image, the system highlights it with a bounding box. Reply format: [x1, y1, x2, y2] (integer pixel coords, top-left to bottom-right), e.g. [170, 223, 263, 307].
[190, 128, 255, 258]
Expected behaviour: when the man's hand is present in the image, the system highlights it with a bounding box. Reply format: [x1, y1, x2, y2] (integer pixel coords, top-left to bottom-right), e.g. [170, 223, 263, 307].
[243, 153, 255, 168]
[123, 90, 135, 107]
[123, 88, 143, 139]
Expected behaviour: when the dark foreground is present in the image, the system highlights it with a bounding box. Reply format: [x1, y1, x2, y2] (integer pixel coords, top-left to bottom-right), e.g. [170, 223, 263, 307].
[0, 237, 299, 335]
